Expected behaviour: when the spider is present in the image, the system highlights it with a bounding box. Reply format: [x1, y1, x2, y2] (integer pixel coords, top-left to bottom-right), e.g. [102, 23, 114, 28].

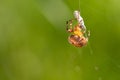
[66, 10, 90, 47]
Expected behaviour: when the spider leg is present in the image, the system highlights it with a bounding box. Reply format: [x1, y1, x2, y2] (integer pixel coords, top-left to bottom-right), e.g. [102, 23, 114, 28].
[66, 19, 75, 33]
[78, 23, 86, 34]
[87, 30, 90, 37]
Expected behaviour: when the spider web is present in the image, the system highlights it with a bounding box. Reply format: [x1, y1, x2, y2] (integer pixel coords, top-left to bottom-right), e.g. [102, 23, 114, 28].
[39, 0, 120, 80]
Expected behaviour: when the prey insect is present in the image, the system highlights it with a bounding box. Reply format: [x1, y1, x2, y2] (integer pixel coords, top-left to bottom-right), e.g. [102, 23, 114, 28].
[66, 10, 90, 47]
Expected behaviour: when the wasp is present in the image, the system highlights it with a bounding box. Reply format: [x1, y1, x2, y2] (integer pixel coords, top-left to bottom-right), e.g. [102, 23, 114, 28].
[66, 10, 90, 47]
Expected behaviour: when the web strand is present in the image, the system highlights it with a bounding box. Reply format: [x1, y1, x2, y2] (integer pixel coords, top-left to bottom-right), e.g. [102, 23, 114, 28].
[78, 0, 80, 11]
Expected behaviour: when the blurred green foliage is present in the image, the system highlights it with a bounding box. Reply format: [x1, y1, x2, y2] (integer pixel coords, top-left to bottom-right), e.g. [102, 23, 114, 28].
[0, 0, 120, 80]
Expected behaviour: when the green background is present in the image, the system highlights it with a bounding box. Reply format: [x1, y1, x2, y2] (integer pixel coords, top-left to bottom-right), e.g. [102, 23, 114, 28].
[0, 0, 120, 80]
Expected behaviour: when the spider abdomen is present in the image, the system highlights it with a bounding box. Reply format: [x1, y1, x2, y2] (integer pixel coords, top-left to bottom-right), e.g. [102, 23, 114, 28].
[68, 35, 88, 47]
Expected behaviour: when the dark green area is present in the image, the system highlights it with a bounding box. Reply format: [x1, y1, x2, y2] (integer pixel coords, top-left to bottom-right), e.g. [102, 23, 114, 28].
[0, 0, 120, 80]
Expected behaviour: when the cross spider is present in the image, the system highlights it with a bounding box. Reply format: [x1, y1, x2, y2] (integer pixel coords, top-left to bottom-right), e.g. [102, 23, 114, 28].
[66, 10, 90, 47]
